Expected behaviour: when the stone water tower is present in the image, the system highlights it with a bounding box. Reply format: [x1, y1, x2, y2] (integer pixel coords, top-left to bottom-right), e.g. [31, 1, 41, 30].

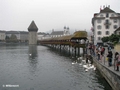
[28, 21, 38, 45]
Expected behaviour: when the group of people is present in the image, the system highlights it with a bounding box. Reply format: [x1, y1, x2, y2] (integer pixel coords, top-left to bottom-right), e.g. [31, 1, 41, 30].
[88, 44, 105, 60]
[88, 43, 120, 71]
[106, 48, 120, 71]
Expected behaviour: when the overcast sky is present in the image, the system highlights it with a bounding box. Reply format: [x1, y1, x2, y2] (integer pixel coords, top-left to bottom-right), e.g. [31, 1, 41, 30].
[0, 0, 120, 33]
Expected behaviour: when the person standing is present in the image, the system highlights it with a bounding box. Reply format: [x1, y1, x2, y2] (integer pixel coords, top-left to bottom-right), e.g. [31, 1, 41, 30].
[115, 52, 120, 71]
[107, 51, 113, 66]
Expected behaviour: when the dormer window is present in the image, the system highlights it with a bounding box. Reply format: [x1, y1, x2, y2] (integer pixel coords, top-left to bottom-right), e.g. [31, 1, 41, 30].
[111, 14, 114, 17]
[106, 13, 109, 17]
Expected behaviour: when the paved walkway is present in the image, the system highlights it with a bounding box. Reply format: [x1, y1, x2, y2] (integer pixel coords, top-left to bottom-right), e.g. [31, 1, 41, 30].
[88, 47, 120, 76]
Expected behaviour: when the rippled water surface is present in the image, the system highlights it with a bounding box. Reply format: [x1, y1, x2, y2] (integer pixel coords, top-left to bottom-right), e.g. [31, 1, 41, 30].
[0, 45, 112, 90]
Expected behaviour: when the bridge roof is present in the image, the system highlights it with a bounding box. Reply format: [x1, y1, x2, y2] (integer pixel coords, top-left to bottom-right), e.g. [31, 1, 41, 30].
[71, 31, 87, 39]
[40, 31, 87, 41]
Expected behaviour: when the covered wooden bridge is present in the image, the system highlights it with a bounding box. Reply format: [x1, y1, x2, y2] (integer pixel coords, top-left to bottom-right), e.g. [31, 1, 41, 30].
[38, 31, 88, 56]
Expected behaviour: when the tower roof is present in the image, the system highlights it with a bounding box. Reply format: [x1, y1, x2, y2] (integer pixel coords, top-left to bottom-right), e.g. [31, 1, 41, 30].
[28, 21, 38, 32]
[64, 26, 66, 29]
[100, 7, 115, 13]
[67, 27, 69, 30]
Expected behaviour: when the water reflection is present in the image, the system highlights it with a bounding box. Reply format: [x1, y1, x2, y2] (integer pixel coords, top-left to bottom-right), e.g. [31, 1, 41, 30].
[28, 45, 38, 74]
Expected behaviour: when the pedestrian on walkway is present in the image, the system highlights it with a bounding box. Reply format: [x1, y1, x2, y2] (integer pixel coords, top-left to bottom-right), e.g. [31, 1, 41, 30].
[101, 46, 105, 56]
[100, 46, 105, 60]
[97, 50, 101, 61]
[107, 45, 111, 51]
[107, 51, 113, 66]
[115, 52, 120, 71]
[88, 44, 92, 55]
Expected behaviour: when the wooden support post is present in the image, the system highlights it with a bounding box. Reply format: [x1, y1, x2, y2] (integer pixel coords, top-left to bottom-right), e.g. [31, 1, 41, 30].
[83, 48, 85, 59]
[72, 46, 73, 57]
[69, 45, 70, 54]
[60, 45, 61, 52]
[74, 47, 76, 57]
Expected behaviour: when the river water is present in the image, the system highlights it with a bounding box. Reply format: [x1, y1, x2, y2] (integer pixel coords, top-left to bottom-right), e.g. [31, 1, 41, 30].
[0, 45, 112, 90]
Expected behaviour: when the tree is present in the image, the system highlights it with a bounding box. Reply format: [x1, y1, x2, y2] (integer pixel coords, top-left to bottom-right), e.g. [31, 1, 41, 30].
[10, 34, 17, 40]
[5, 36, 10, 40]
[101, 34, 120, 46]
[109, 34, 119, 45]
[7, 34, 18, 43]
[101, 36, 109, 43]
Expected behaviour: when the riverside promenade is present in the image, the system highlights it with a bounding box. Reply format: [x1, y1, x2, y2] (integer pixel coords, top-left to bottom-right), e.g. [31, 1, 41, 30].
[89, 47, 120, 90]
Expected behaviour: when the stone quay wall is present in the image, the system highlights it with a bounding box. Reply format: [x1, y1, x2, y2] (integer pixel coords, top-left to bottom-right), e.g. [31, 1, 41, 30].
[93, 59, 120, 90]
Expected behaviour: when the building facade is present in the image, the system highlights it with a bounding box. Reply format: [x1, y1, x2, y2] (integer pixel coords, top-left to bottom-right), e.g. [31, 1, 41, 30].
[114, 27, 120, 35]
[19, 31, 28, 42]
[38, 32, 50, 40]
[51, 26, 70, 38]
[5, 31, 28, 42]
[92, 6, 120, 45]
[0, 31, 6, 41]
[6, 31, 20, 40]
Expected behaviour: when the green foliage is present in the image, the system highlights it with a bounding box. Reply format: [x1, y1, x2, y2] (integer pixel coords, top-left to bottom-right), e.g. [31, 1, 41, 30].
[101, 36, 109, 42]
[5, 36, 10, 40]
[10, 34, 17, 40]
[101, 34, 120, 46]
[109, 34, 119, 43]
[6, 34, 18, 43]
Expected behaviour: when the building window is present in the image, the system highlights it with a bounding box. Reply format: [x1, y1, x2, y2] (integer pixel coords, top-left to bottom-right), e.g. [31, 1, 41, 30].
[106, 13, 109, 17]
[97, 25, 101, 29]
[100, 14, 103, 17]
[114, 25, 117, 29]
[97, 31, 101, 35]
[106, 19, 109, 24]
[106, 31, 109, 35]
[97, 20, 101, 23]
[114, 19, 117, 23]
[106, 25, 109, 29]
[98, 37, 101, 40]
